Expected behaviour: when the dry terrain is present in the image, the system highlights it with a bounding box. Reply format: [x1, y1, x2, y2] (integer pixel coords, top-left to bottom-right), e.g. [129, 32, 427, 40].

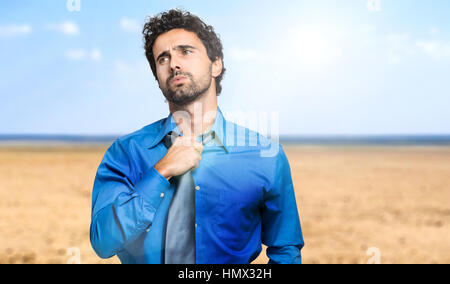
[0, 145, 449, 264]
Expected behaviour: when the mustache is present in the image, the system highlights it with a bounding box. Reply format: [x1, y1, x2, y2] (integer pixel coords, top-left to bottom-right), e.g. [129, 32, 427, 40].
[167, 71, 193, 84]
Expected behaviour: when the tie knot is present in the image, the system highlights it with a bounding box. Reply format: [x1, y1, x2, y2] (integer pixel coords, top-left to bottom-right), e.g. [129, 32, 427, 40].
[164, 131, 179, 148]
[163, 131, 215, 148]
[199, 131, 215, 146]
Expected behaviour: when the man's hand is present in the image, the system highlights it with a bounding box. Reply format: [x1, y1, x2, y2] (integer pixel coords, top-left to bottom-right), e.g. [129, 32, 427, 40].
[154, 134, 204, 181]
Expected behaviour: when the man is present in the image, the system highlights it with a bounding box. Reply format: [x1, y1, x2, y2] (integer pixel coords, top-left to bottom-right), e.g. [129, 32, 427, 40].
[90, 9, 304, 264]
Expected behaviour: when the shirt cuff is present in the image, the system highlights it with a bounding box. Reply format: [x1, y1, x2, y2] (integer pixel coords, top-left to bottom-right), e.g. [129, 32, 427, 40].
[134, 166, 171, 211]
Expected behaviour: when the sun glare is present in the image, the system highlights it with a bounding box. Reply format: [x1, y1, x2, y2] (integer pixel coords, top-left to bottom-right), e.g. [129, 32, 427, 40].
[291, 27, 344, 66]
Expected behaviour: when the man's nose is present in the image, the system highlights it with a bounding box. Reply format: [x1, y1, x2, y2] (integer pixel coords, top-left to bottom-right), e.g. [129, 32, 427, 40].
[170, 55, 182, 72]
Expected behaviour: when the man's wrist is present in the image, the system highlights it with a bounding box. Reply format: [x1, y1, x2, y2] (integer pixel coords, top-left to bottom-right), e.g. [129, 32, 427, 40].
[154, 163, 172, 181]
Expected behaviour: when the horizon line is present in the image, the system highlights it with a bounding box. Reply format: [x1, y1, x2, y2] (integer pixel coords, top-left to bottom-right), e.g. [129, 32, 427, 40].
[1, 134, 450, 146]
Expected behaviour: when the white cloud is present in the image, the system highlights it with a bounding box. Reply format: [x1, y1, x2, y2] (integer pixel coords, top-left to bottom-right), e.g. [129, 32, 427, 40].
[429, 27, 440, 37]
[416, 40, 450, 59]
[384, 32, 416, 63]
[386, 32, 410, 44]
[0, 24, 32, 37]
[230, 25, 450, 67]
[65, 48, 102, 61]
[120, 17, 141, 33]
[382, 31, 450, 61]
[374, 31, 450, 63]
[90, 49, 102, 61]
[66, 49, 86, 60]
[60, 22, 79, 35]
[47, 21, 79, 36]
[416, 40, 439, 55]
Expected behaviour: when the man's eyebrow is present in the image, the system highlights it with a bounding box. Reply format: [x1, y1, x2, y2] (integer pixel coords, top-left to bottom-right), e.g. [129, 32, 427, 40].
[156, 50, 170, 62]
[156, 45, 197, 61]
[175, 45, 196, 51]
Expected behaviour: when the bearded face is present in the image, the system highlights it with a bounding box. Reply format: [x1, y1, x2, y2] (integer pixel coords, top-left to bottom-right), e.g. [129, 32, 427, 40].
[152, 29, 219, 107]
[160, 65, 212, 106]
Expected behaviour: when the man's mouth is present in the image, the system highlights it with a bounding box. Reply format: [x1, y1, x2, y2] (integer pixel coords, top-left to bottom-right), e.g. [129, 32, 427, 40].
[171, 75, 187, 85]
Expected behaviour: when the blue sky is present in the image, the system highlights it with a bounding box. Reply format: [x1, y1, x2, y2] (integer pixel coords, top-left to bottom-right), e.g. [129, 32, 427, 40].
[1, 0, 450, 135]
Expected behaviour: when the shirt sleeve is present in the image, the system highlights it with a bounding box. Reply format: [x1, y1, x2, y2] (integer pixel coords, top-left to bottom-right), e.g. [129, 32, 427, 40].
[90, 140, 170, 259]
[261, 144, 305, 264]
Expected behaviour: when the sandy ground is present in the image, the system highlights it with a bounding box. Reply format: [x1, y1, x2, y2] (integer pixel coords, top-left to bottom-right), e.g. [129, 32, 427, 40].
[0, 145, 449, 264]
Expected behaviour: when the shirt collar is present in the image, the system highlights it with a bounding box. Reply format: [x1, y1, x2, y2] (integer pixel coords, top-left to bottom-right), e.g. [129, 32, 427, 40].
[148, 106, 230, 153]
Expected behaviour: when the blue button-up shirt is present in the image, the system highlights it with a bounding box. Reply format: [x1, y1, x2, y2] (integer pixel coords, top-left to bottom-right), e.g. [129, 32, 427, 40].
[90, 107, 304, 264]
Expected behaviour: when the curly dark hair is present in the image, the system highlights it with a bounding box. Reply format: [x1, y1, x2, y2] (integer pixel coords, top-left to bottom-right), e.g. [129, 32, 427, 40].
[143, 9, 226, 95]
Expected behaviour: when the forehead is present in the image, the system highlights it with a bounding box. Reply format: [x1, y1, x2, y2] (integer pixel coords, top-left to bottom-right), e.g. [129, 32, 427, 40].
[152, 28, 206, 55]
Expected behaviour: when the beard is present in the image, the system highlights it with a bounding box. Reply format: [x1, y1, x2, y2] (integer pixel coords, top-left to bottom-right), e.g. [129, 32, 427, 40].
[160, 66, 212, 106]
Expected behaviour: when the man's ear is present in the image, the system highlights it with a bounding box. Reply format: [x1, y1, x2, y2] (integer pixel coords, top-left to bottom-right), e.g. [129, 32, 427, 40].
[212, 57, 223, 78]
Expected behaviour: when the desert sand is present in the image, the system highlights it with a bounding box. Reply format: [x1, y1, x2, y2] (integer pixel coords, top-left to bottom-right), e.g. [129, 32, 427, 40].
[0, 145, 449, 264]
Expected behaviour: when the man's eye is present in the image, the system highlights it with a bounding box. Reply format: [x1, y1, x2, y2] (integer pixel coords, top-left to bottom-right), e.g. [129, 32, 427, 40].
[158, 57, 168, 64]
[182, 49, 192, 55]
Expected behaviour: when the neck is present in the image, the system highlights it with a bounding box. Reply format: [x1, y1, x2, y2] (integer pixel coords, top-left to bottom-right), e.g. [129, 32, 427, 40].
[168, 85, 218, 137]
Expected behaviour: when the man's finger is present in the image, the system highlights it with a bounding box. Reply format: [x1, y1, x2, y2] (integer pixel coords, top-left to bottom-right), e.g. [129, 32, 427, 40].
[193, 142, 204, 154]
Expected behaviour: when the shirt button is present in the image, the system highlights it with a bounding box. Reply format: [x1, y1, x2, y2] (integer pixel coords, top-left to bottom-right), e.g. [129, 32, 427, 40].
[195, 223, 197, 228]
[195, 186, 200, 191]
[160, 192, 165, 198]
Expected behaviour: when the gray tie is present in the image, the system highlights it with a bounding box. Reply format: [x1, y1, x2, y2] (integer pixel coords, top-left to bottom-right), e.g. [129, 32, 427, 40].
[163, 131, 196, 264]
